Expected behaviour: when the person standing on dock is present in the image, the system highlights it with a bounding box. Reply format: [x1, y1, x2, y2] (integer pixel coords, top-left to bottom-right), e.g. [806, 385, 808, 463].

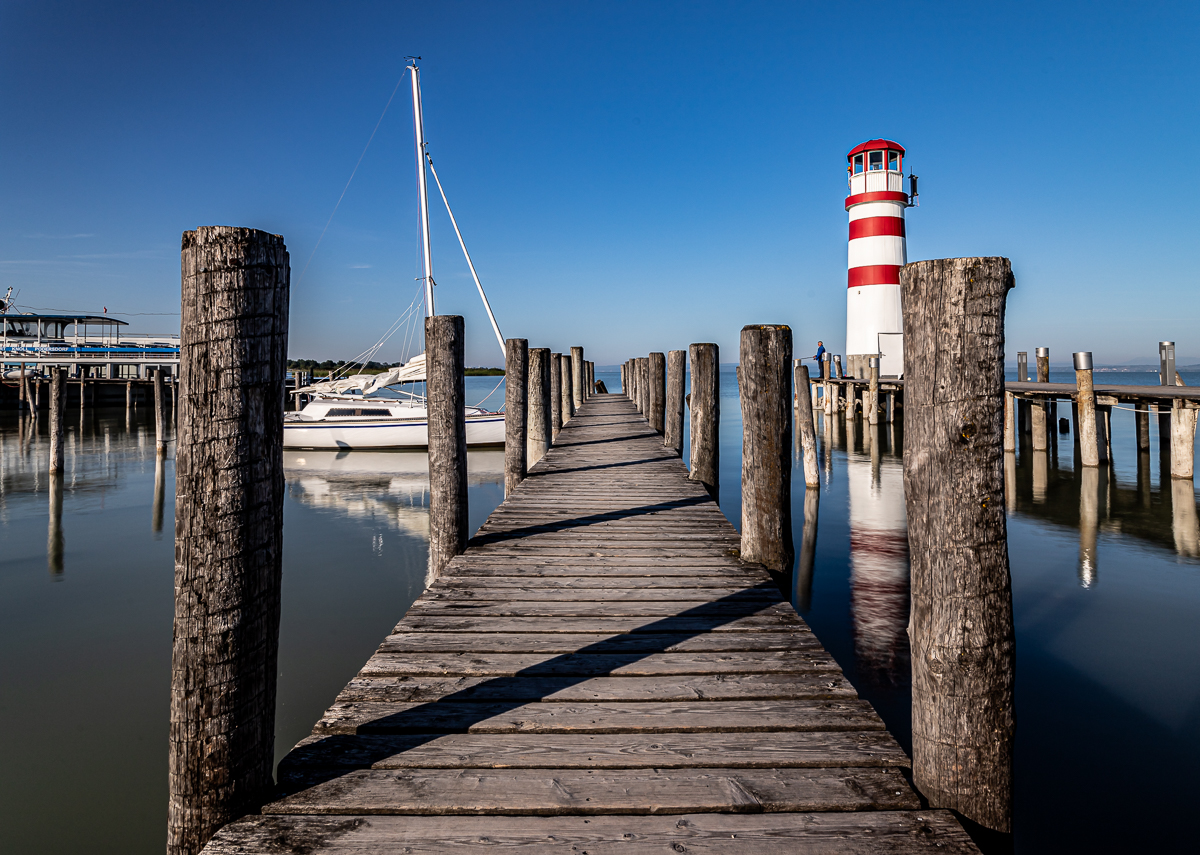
[814, 341, 825, 363]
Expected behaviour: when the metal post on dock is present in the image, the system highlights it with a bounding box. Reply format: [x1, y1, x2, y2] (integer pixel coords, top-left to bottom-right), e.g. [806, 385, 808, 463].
[665, 349, 686, 456]
[867, 357, 880, 425]
[560, 353, 574, 423]
[49, 368, 65, 473]
[169, 226, 289, 855]
[570, 346, 584, 409]
[739, 324, 793, 574]
[527, 348, 551, 466]
[688, 343, 719, 502]
[1160, 341, 1176, 385]
[154, 368, 167, 456]
[1074, 352, 1099, 467]
[427, 314, 468, 582]
[504, 338, 528, 495]
[1032, 346, 1049, 451]
[901, 257, 1015, 833]
[549, 352, 562, 440]
[794, 361, 819, 488]
[648, 351, 666, 434]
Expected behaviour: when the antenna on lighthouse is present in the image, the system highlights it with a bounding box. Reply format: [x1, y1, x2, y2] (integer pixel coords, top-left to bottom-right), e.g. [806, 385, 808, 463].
[908, 173, 919, 207]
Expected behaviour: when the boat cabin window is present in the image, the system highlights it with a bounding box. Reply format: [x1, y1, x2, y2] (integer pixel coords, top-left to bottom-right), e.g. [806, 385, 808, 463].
[888, 151, 900, 171]
[868, 150, 884, 171]
[852, 153, 864, 174]
[326, 407, 394, 417]
[5, 319, 36, 337]
[41, 320, 67, 339]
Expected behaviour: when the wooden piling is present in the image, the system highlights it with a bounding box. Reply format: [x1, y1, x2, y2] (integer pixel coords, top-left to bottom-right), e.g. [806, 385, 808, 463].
[1074, 353, 1099, 467]
[901, 256, 1015, 833]
[620, 361, 627, 395]
[739, 324, 793, 574]
[688, 343, 719, 502]
[648, 352, 666, 434]
[504, 338, 528, 495]
[1032, 347, 1049, 450]
[1171, 400, 1198, 479]
[1097, 404, 1112, 464]
[794, 361, 819, 488]
[571, 346, 584, 409]
[867, 358, 880, 426]
[18, 362, 26, 410]
[126, 380, 133, 411]
[549, 353, 563, 439]
[427, 314, 468, 582]
[560, 354, 574, 423]
[1136, 407, 1150, 452]
[49, 368, 65, 473]
[169, 226, 289, 855]
[664, 349, 686, 456]
[154, 368, 167, 456]
[526, 347, 551, 466]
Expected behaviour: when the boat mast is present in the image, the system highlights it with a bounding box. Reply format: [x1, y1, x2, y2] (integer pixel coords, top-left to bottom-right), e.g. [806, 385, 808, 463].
[409, 61, 435, 317]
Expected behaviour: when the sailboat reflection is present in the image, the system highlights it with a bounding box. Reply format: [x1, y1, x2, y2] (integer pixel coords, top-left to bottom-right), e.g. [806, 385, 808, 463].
[848, 441, 910, 683]
[283, 450, 504, 540]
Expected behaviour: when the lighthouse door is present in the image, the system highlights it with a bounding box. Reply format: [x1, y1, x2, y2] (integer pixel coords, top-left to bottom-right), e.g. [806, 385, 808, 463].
[878, 333, 904, 379]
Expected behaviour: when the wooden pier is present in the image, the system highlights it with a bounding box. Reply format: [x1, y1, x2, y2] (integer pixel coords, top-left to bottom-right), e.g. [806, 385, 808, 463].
[203, 393, 977, 853]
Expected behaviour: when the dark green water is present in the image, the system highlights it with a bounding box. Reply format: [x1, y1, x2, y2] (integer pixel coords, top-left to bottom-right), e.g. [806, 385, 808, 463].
[1, 369, 1197, 852]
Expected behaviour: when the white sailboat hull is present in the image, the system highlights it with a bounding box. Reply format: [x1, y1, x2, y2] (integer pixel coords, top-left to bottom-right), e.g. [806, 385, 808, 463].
[283, 412, 504, 450]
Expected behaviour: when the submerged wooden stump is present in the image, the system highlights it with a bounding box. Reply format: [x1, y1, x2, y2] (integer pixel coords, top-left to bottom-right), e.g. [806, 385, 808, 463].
[169, 226, 289, 855]
[901, 256, 1016, 833]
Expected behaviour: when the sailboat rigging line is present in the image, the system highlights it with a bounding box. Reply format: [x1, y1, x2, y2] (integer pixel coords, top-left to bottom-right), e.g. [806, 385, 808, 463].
[295, 72, 408, 287]
[425, 153, 507, 359]
[476, 376, 506, 409]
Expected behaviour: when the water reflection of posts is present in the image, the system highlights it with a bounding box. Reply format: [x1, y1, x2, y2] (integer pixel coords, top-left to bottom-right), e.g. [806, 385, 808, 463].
[1004, 451, 1017, 513]
[153, 453, 165, 533]
[1032, 450, 1048, 504]
[168, 226, 289, 855]
[1074, 352, 1099, 468]
[739, 324, 793, 574]
[48, 472, 64, 575]
[902, 256, 1015, 833]
[794, 490, 819, 612]
[1079, 466, 1100, 586]
[154, 368, 167, 457]
[1171, 479, 1200, 557]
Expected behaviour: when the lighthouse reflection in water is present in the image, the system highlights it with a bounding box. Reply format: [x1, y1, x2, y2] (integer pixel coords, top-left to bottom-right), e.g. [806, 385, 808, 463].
[846, 428, 910, 685]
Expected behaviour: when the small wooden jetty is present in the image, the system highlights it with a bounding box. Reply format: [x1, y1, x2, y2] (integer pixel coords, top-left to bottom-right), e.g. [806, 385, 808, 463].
[205, 393, 976, 853]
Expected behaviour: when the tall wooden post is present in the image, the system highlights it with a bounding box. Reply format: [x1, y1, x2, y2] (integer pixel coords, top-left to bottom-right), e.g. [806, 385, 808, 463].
[1032, 346, 1049, 451]
[504, 339, 528, 495]
[1097, 404, 1112, 464]
[621, 361, 627, 395]
[901, 256, 1015, 833]
[154, 368, 167, 456]
[550, 352, 563, 440]
[1136, 408, 1150, 452]
[427, 315, 468, 582]
[688, 343, 720, 502]
[126, 379, 133, 412]
[1171, 400, 1198, 479]
[571, 346, 584, 409]
[169, 226, 289, 855]
[867, 357, 880, 425]
[18, 362, 26, 411]
[794, 361, 819, 488]
[648, 352, 666, 434]
[49, 368, 65, 473]
[1074, 353, 1099, 467]
[739, 325, 793, 574]
[527, 348, 551, 466]
[665, 350, 686, 456]
[560, 354, 574, 423]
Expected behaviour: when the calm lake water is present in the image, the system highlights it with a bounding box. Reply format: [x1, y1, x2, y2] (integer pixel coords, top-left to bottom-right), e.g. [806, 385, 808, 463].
[1, 368, 1197, 852]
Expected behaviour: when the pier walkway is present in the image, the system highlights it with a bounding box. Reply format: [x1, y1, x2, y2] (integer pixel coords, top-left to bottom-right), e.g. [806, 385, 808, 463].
[205, 394, 977, 853]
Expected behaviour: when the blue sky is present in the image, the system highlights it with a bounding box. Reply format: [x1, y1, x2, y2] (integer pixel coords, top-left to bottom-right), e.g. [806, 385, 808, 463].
[1, 1, 1197, 366]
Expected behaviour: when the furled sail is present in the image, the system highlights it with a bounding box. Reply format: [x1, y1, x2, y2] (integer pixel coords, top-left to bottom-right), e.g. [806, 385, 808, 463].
[297, 353, 426, 396]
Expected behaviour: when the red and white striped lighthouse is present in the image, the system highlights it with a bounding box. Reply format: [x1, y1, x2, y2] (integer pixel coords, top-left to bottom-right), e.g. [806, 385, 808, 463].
[845, 139, 913, 378]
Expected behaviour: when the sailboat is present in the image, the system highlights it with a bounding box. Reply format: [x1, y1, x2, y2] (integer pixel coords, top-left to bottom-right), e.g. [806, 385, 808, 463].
[284, 60, 506, 450]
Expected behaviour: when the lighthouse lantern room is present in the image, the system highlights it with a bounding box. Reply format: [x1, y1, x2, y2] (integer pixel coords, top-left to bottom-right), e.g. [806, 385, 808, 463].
[845, 139, 914, 379]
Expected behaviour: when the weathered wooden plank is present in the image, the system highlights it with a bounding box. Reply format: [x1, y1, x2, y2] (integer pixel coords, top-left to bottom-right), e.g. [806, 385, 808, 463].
[205, 810, 980, 854]
[359, 648, 838, 677]
[393, 614, 803, 633]
[263, 767, 919, 816]
[435, 576, 776, 590]
[404, 601, 795, 619]
[378, 631, 822, 655]
[334, 672, 857, 704]
[422, 586, 782, 602]
[278, 730, 910, 774]
[313, 699, 886, 736]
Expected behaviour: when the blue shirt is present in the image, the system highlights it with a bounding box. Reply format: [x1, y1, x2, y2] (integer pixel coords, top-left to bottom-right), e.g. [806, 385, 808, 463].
[815, 344, 825, 361]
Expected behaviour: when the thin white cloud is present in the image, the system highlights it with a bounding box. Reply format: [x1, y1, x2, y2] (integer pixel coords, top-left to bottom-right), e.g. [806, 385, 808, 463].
[350, 264, 372, 269]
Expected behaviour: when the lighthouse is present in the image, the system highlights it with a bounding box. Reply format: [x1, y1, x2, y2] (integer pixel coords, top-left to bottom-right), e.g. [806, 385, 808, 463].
[845, 139, 915, 379]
